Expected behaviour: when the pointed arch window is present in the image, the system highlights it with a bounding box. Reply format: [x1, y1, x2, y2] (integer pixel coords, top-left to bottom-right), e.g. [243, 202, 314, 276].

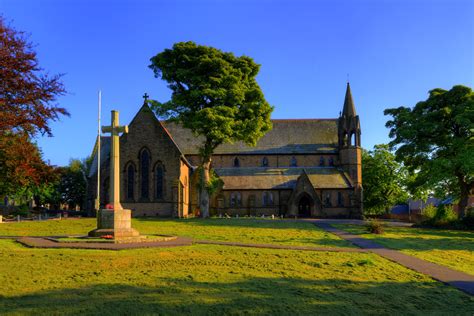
[262, 157, 269, 167]
[319, 157, 325, 167]
[290, 156, 297, 167]
[329, 157, 334, 166]
[337, 192, 344, 206]
[350, 132, 356, 146]
[126, 164, 135, 200]
[230, 192, 242, 207]
[325, 192, 332, 207]
[140, 149, 150, 199]
[155, 162, 164, 199]
[233, 157, 240, 167]
[263, 192, 274, 206]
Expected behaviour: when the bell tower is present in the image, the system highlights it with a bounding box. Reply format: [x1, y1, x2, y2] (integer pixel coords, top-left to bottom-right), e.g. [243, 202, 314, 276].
[338, 82, 362, 216]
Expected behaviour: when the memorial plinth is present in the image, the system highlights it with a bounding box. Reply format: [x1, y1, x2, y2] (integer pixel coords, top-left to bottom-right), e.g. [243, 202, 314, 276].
[88, 209, 139, 238]
[89, 109, 140, 241]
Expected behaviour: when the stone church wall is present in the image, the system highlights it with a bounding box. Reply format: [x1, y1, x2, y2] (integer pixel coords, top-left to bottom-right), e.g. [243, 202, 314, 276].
[117, 106, 184, 217]
[187, 154, 339, 169]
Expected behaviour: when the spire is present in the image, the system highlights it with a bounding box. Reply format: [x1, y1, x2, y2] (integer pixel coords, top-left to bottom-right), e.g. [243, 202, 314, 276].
[342, 82, 356, 117]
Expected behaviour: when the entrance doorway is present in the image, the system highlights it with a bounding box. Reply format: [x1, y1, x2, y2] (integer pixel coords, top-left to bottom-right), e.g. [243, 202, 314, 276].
[298, 195, 312, 217]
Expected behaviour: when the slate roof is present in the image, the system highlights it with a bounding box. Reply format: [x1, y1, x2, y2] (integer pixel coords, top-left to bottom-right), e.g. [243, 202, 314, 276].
[88, 136, 110, 178]
[162, 119, 339, 155]
[214, 167, 353, 190]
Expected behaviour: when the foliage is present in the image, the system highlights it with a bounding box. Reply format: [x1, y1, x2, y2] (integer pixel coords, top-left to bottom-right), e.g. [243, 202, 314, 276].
[384, 85, 474, 216]
[365, 219, 384, 234]
[149, 42, 273, 217]
[56, 159, 88, 209]
[362, 144, 409, 214]
[196, 167, 223, 195]
[0, 133, 58, 198]
[0, 16, 68, 136]
[420, 204, 459, 228]
[421, 204, 437, 220]
[0, 16, 68, 207]
[336, 223, 474, 275]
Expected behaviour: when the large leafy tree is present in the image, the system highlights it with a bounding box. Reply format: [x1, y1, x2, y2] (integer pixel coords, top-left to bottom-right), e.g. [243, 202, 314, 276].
[0, 16, 68, 136]
[385, 85, 474, 217]
[0, 16, 68, 200]
[56, 159, 88, 209]
[149, 42, 273, 217]
[362, 145, 409, 214]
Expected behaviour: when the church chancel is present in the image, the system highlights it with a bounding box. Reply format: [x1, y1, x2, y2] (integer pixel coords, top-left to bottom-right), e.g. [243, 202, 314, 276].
[88, 110, 140, 240]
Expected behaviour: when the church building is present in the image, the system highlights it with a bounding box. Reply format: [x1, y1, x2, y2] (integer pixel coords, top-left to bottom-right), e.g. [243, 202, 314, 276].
[86, 83, 362, 218]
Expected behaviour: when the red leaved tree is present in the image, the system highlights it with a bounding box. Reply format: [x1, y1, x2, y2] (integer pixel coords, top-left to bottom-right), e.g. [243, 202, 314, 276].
[0, 16, 68, 198]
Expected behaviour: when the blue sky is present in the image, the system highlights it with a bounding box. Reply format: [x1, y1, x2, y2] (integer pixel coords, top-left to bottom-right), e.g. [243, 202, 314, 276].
[2, 0, 473, 166]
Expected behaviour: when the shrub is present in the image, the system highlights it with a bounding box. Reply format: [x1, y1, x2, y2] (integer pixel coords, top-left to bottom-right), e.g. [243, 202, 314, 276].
[421, 204, 437, 220]
[420, 204, 458, 228]
[366, 220, 384, 234]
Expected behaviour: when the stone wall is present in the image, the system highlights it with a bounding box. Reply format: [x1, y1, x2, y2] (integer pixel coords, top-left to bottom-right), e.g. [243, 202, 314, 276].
[186, 154, 339, 169]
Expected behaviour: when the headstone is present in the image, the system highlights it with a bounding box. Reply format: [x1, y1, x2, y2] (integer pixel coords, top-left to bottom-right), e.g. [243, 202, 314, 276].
[88, 110, 139, 239]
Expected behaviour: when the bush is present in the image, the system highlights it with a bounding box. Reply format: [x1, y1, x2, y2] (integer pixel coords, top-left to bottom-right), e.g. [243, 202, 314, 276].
[419, 204, 459, 228]
[366, 220, 384, 234]
[421, 204, 437, 220]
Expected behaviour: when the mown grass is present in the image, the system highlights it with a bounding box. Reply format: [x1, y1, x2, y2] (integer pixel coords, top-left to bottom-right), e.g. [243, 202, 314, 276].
[334, 224, 474, 276]
[0, 239, 472, 315]
[0, 218, 352, 248]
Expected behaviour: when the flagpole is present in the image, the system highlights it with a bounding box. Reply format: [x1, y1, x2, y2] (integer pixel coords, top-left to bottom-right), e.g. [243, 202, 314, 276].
[96, 90, 102, 212]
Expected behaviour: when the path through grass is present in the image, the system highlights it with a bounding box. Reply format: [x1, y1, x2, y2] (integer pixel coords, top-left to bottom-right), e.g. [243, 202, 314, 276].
[334, 224, 474, 276]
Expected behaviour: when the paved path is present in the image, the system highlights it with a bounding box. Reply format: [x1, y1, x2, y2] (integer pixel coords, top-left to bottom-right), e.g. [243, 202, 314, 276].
[16, 236, 193, 250]
[315, 222, 474, 296]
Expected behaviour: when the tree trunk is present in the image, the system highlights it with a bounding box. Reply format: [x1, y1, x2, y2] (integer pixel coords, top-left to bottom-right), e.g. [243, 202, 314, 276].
[199, 156, 212, 218]
[457, 177, 473, 218]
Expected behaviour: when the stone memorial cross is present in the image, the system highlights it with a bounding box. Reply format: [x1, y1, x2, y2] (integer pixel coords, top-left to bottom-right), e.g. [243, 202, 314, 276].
[102, 110, 128, 211]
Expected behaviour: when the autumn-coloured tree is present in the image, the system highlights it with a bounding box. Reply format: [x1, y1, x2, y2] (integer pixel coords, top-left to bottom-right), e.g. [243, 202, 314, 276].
[0, 16, 68, 136]
[0, 16, 68, 201]
[0, 133, 58, 197]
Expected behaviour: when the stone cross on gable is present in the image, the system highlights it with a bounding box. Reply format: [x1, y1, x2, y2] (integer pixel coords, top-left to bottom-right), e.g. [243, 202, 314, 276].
[102, 110, 128, 211]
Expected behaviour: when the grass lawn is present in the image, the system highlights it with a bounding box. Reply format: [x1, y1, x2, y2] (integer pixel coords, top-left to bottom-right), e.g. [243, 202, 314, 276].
[0, 218, 353, 248]
[0, 239, 473, 315]
[333, 224, 474, 276]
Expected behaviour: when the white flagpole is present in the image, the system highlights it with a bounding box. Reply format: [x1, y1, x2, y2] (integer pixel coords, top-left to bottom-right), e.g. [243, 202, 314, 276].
[96, 90, 102, 211]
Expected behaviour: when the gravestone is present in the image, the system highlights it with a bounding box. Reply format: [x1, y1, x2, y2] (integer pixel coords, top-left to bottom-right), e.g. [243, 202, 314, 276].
[88, 110, 140, 239]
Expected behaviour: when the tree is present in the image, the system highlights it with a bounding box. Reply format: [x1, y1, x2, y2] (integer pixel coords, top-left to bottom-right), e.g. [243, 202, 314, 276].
[0, 133, 57, 198]
[56, 159, 88, 209]
[149, 42, 273, 217]
[0, 16, 68, 204]
[0, 16, 68, 136]
[385, 85, 474, 217]
[362, 144, 409, 214]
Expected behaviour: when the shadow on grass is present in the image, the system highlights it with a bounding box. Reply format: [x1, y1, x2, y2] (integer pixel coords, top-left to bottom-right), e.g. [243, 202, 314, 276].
[1, 277, 472, 315]
[133, 217, 321, 231]
[336, 225, 474, 252]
